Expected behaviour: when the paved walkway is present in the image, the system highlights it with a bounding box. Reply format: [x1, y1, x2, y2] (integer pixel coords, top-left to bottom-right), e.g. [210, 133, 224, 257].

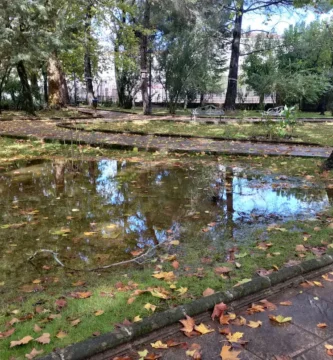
[0, 120, 331, 158]
[96, 267, 333, 360]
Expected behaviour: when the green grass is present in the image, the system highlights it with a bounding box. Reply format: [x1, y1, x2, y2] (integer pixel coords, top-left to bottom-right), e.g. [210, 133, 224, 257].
[0, 136, 333, 359]
[77, 120, 333, 147]
[97, 105, 333, 119]
[0, 109, 88, 121]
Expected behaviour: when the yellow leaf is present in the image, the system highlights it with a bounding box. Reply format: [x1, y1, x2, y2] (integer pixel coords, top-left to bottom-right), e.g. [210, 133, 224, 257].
[170, 240, 179, 245]
[94, 310, 104, 316]
[138, 349, 148, 359]
[325, 344, 333, 350]
[247, 320, 262, 328]
[84, 232, 97, 236]
[71, 318, 81, 327]
[56, 331, 67, 339]
[269, 315, 292, 323]
[279, 301, 292, 306]
[194, 323, 214, 335]
[144, 303, 156, 312]
[176, 287, 188, 295]
[152, 271, 176, 282]
[226, 332, 244, 343]
[151, 340, 168, 349]
[150, 288, 169, 299]
[314, 281, 324, 287]
[32, 279, 41, 284]
[134, 315, 142, 322]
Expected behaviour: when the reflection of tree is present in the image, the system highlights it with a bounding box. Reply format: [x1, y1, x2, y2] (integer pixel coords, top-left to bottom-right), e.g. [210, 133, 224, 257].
[327, 188, 333, 206]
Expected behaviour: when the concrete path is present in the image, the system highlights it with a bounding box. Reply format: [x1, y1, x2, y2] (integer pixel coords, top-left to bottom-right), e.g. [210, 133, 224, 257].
[0, 120, 331, 158]
[96, 268, 333, 360]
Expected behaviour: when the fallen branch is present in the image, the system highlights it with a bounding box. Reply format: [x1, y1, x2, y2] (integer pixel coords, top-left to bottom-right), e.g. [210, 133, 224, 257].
[28, 249, 65, 267]
[27, 241, 166, 272]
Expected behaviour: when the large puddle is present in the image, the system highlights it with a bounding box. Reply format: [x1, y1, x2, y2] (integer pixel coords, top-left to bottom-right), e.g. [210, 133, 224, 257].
[0, 158, 332, 287]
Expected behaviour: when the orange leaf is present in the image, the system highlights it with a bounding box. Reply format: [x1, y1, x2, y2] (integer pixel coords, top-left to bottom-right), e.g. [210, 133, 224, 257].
[33, 324, 42, 333]
[56, 331, 67, 339]
[203, 288, 215, 297]
[317, 323, 327, 328]
[211, 302, 227, 320]
[71, 319, 81, 327]
[220, 345, 241, 360]
[70, 291, 92, 299]
[171, 260, 179, 269]
[179, 315, 195, 333]
[259, 299, 277, 310]
[279, 301, 292, 306]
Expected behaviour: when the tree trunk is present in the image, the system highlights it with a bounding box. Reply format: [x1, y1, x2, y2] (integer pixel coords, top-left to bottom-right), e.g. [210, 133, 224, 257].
[42, 65, 48, 105]
[140, 0, 151, 115]
[17, 60, 35, 115]
[224, 2, 243, 110]
[30, 72, 41, 104]
[47, 52, 67, 108]
[0, 66, 11, 114]
[84, 4, 95, 106]
[60, 70, 70, 105]
[323, 151, 333, 171]
[200, 93, 205, 106]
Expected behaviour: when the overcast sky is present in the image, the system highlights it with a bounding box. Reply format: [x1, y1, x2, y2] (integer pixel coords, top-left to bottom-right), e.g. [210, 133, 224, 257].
[243, 8, 333, 34]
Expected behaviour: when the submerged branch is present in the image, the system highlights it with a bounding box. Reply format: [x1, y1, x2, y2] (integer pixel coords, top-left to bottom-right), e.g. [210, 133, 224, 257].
[27, 241, 166, 272]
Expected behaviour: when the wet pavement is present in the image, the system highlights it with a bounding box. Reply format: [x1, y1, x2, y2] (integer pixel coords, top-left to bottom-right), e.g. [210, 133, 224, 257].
[99, 268, 333, 360]
[0, 120, 331, 158]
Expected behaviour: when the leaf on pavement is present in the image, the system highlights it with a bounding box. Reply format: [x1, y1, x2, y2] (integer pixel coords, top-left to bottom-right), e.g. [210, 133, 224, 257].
[317, 323, 327, 328]
[259, 299, 277, 310]
[150, 340, 168, 349]
[279, 301, 292, 306]
[247, 320, 262, 328]
[220, 345, 241, 360]
[226, 332, 244, 343]
[194, 323, 214, 335]
[269, 315, 292, 324]
[186, 343, 202, 359]
[179, 315, 195, 333]
[211, 302, 227, 320]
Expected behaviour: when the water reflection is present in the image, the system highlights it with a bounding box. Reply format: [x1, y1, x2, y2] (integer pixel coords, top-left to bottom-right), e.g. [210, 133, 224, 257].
[0, 159, 331, 284]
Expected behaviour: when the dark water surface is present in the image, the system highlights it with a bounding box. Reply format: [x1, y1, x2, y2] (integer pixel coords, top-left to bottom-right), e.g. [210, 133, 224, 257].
[0, 158, 331, 287]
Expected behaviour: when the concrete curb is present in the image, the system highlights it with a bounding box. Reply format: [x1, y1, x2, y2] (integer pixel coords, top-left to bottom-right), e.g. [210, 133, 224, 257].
[40, 254, 333, 360]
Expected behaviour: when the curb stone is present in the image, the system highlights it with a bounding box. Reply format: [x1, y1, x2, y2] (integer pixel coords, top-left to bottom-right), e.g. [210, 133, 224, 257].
[40, 254, 333, 360]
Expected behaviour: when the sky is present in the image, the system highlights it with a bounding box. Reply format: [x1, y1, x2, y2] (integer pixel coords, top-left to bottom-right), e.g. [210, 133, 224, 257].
[243, 8, 333, 34]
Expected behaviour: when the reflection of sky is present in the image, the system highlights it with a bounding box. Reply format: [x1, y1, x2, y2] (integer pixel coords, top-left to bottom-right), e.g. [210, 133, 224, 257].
[96, 160, 124, 204]
[221, 177, 329, 221]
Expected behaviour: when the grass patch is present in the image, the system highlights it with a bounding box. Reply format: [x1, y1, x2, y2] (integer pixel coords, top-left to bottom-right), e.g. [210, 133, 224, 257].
[77, 120, 333, 147]
[0, 109, 88, 121]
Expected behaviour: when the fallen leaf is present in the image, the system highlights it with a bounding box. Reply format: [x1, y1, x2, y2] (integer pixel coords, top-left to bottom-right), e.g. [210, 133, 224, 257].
[214, 267, 232, 275]
[144, 303, 156, 312]
[322, 274, 333, 282]
[72, 280, 86, 286]
[150, 288, 169, 299]
[127, 297, 136, 305]
[0, 328, 15, 338]
[131, 249, 144, 257]
[25, 348, 44, 359]
[279, 301, 292, 306]
[295, 244, 307, 252]
[35, 333, 50, 345]
[194, 323, 214, 335]
[94, 310, 104, 316]
[247, 320, 262, 328]
[220, 345, 241, 360]
[55, 298, 67, 309]
[152, 272, 176, 282]
[56, 331, 67, 339]
[260, 299, 277, 310]
[226, 332, 244, 343]
[33, 324, 42, 333]
[134, 315, 142, 322]
[211, 302, 228, 320]
[176, 287, 187, 296]
[10, 335, 34, 348]
[170, 240, 179, 245]
[186, 343, 201, 359]
[232, 316, 247, 326]
[269, 315, 292, 324]
[219, 327, 231, 335]
[317, 323, 327, 328]
[247, 304, 265, 315]
[71, 318, 81, 327]
[70, 291, 92, 299]
[144, 353, 162, 360]
[234, 278, 251, 287]
[150, 340, 168, 349]
[138, 349, 149, 359]
[313, 281, 324, 287]
[180, 315, 195, 333]
[203, 288, 215, 297]
[171, 261, 179, 269]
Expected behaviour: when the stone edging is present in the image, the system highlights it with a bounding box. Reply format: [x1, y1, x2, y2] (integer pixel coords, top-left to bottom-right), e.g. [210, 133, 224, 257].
[40, 253, 333, 360]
